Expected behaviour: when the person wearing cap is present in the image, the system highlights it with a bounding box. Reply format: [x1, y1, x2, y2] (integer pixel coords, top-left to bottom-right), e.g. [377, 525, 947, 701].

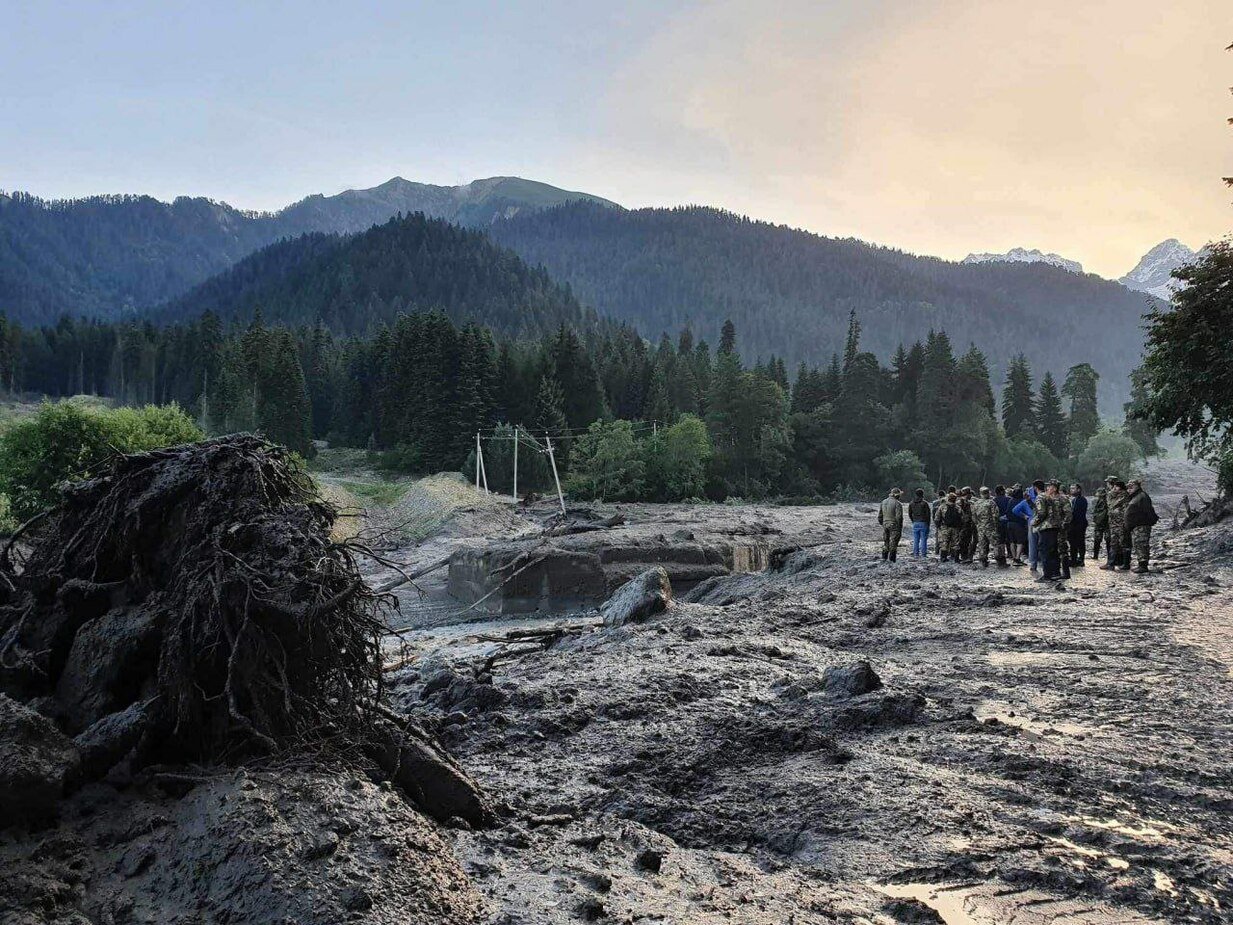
[971, 487, 999, 568]
[957, 486, 976, 564]
[1055, 480, 1073, 580]
[1090, 485, 1109, 562]
[1031, 479, 1068, 581]
[931, 488, 947, 557]
[907, 488, 932, 558]
[1101, 477, 1130, 571]
[878, 487, 905, 562]
[1123, 478, 1159, 574]
[937, 491, 964, 562]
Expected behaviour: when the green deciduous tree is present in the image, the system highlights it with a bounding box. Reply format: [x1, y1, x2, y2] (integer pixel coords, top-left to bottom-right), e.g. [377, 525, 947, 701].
[0, 399, 203, 520]
[565, 420, 645, 501]
[1137, 241, 1233, 470]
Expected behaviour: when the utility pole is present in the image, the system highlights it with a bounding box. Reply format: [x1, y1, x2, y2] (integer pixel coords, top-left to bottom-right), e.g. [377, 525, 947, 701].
[476, 433, 482, 491]
[546, 435, 566, 514]
[512, 427, 519, 502]
[478, 436, 489, 494]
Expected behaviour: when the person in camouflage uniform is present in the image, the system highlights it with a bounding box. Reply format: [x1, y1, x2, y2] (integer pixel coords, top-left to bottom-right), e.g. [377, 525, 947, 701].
[931, 489, 946, 556]
[971, 486, 999, 567]
[1123, 478, 1159, 574]
[1101, 478, 1129, 571]
[1031, 479, 1069, 581]
[937, 491, 964, 562]
[957, 486, 976, 564]
[878, 487, 904, 562]
[1055, 486, 1073, 580]
[1090, 487, 1109, 561]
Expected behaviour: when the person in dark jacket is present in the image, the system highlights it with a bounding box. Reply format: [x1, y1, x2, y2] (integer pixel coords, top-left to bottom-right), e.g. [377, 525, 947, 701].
[908, 488, 932, 558]
[1006, 485, 1029, 565]
[1067, 483, 1089, 567]
[992, 484, 1012, 566]
[1123, 478, 1159, 574]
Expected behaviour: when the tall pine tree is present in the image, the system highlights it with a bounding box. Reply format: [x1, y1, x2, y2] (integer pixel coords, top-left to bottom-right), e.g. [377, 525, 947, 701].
[1001, 355, 1036, 439]
[1035, 371, 1067, 459]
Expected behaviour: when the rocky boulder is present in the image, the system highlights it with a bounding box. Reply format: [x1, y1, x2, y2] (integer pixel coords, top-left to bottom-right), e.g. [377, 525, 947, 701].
[0, 693, 81, 826]
[822, 661, 884, 698]
[601, 567, 673, 628]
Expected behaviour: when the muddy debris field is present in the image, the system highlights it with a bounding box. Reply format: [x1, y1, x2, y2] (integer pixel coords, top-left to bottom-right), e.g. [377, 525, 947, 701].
[388, 500, 1233, 924]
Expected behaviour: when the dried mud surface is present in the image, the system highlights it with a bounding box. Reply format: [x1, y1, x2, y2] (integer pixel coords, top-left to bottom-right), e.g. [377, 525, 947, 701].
[390, 501, 1233, 924]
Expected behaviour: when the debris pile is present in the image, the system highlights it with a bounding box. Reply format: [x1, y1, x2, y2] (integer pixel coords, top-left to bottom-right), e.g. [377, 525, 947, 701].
[0, 436, 488, 825]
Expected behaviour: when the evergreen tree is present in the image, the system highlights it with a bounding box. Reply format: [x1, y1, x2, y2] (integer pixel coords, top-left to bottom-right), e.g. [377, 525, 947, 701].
[718, 319, 737, 356]
[1035, 371, 1068, 460]
[842, 310, 861, 373]
[256, 329, 313, 455]
[1001, 355, 1036, 439]
[1123, 366, 1161, 459]
[1061, 362, 1101, 456]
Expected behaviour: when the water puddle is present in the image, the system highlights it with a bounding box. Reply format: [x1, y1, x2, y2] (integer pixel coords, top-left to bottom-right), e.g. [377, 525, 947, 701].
[876, 882, 981, 925]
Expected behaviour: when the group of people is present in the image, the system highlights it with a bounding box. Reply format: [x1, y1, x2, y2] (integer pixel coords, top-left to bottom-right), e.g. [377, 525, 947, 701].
[877, 476, 1159, 581]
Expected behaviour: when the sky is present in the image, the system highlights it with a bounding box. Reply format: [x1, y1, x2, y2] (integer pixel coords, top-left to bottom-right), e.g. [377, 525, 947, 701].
[1, 0, 1228, 277]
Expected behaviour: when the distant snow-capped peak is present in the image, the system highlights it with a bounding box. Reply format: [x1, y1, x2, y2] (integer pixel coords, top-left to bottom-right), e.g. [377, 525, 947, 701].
[1118, 238, 1197, 301]
[961, 247, 1083, 274]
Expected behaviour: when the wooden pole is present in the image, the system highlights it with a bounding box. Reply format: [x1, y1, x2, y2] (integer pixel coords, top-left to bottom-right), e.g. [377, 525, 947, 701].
[546, 436, 566, 513]
[478, 439, 489, 494]
[512, 427, 519, 502]
[475, 433, 481, 491]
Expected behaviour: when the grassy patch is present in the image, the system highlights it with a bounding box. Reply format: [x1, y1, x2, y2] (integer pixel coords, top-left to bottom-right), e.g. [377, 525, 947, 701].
[335, 479, 408, 507]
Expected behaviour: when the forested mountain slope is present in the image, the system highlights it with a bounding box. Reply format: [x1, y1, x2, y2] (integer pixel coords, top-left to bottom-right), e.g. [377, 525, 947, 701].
[489, 203, 1161, 400]
[0, 178, 614, 323]
[156, 213, 596, 338]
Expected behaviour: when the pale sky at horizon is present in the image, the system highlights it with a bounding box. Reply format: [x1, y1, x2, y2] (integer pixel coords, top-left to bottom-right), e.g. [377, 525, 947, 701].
[1, 0, 1228, 277]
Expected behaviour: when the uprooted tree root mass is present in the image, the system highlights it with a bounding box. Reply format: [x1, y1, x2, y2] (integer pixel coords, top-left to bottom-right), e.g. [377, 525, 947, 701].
[0, 435, 491, 826]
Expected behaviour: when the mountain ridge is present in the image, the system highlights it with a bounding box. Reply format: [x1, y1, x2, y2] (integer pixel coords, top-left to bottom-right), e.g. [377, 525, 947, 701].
[0, 177, 617, 324]
[962, 247, 1083, 274]
[1118, 238, 1198, 301]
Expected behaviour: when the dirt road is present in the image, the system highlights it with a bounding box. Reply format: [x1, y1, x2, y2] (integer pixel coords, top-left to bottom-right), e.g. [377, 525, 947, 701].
[391, 502, 1233, 924]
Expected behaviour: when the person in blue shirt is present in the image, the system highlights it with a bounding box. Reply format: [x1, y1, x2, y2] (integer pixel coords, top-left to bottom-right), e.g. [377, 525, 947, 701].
[1025, 479, 1045, 574]
[1011, 487, 1034, 567]
[1068, 483, 1089, 567]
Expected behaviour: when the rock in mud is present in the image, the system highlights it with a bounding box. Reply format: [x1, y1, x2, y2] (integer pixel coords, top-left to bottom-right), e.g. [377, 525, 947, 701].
[823, 660, 884, 697]
[56, 603, 164, 731]
[0, 693, 80, 826]
[601, 567, 673, 628]
[73, 697, 155, 782]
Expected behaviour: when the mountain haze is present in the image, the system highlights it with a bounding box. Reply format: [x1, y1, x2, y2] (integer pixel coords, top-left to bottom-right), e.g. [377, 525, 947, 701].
[489, 202, 1159, 404]
[0, 178, 615, 324]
